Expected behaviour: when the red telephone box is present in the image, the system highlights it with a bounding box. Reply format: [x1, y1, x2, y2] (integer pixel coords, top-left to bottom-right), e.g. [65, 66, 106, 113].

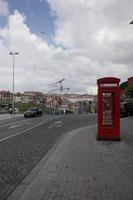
[97, 77, 120, 141]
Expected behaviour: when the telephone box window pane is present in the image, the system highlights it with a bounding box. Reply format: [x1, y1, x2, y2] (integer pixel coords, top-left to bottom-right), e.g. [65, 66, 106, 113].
[102, 92, 115, 127]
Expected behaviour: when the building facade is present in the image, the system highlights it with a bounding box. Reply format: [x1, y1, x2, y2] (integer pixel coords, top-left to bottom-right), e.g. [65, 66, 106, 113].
[0, 90, 12, 103]
[128, 77, 133, 86]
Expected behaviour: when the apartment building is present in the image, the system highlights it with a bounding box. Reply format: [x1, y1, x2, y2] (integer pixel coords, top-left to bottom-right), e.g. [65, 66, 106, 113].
[0, 90, 12, 103]
[23, 91, 43, 104]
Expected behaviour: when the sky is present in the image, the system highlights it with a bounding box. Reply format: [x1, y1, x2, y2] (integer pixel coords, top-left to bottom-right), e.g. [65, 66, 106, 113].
[0, 0, 133, 94]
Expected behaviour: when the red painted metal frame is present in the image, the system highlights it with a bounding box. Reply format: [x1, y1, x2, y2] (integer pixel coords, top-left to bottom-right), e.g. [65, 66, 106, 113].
[97, 77, 120, 141]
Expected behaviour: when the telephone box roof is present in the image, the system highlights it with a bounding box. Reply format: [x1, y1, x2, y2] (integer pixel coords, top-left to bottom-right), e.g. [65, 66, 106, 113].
[97, 77, 120, 84]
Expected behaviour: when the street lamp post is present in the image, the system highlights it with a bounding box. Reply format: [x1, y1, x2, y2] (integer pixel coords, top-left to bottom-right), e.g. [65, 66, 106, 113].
[9, 51, 19, 117]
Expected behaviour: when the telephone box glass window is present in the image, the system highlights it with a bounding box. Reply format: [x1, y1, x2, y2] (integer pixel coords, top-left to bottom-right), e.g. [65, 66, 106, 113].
[102, 92, 115, 127]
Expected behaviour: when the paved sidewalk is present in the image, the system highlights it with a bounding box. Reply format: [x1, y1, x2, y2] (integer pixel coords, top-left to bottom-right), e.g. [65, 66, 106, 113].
[0, 114, 23, 121]
[8, 117, 133, 200]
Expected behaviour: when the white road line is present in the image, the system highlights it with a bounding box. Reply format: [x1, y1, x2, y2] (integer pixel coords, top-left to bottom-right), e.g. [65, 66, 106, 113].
[0, 119, 27, 128]
[54, 121, 62, 125]
[48, 121, 62, 129]
[0, 121, 47, 142]
[48, 125, 53, 129]
[9, 124, 22, 129]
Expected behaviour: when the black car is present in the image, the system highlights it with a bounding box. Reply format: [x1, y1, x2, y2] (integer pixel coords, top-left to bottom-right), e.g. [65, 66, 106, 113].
[120, 102, 133, 117]
[24, 107, 43, 118]
[127, 103, 133, 116]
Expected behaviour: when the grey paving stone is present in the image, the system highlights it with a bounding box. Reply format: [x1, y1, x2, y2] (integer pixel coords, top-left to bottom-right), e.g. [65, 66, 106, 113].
[8, 117, 133, 200]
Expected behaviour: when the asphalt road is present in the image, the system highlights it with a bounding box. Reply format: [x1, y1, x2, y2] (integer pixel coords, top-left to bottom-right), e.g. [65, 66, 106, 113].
[0, 114, 97, 200]
[0, 115, 55, 141]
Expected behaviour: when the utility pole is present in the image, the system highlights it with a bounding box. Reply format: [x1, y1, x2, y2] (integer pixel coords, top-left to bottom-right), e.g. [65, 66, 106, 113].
[9, 51, 19, 117]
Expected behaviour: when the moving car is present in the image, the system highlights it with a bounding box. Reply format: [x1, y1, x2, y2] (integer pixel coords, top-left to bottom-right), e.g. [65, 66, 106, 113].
[24, 107, 43, 118]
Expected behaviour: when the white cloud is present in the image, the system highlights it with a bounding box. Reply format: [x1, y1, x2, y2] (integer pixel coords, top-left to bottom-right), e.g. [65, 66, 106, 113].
[48, 0, 133, 47]
[0, 0, 9, 16]
[47, 0, 133, 81]
[0, 10, 73, 93]
[0, 0, 133, 94]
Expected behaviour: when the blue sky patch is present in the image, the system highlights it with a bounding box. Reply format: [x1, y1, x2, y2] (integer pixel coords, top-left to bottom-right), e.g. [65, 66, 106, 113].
[4, 0, 56, 37]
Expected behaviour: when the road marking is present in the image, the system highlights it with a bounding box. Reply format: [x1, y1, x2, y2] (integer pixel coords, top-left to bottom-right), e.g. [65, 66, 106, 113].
[48, 125, 53, 129]
[0, 121, 47, 142]
[9, 124, 22, 129]
[54, 121, 62, 125]
[0, 119, 27, 128]
[48, 121, 62, 129]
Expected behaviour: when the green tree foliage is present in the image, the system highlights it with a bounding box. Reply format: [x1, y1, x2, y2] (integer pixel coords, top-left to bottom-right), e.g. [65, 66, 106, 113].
[120, 81, 128, 89]
[16, 102, 45, 113]
[125, 85, 133, 97]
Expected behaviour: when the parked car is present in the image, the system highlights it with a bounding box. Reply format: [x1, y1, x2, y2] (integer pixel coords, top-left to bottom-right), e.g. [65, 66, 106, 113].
[120, 102, 133, 117]
[24, 107, 43, 118]
[127, 103, 133, 116]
